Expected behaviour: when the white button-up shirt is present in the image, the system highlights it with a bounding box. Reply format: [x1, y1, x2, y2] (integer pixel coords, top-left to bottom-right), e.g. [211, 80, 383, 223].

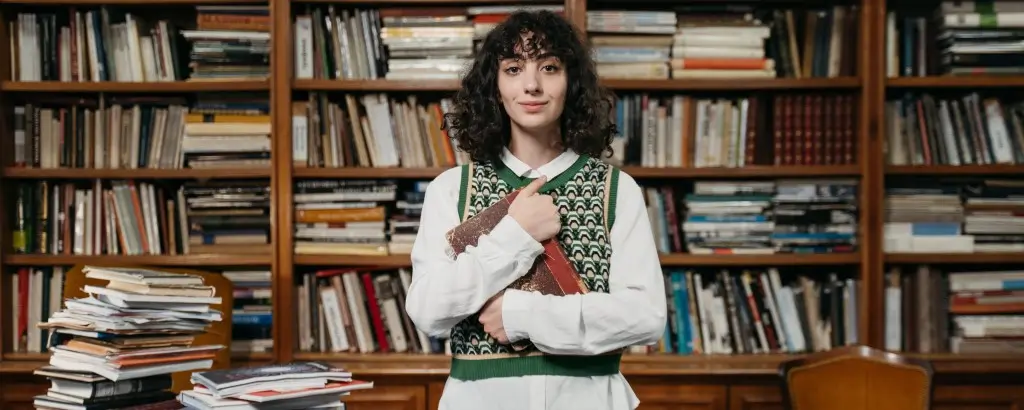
[404, 148, 667, 410]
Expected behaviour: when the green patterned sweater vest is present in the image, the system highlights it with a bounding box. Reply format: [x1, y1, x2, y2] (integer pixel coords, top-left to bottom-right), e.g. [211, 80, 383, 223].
[448, 154, 623, 381]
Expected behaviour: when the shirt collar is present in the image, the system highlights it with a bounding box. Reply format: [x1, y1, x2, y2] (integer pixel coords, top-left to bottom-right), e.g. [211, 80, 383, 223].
[500, 147, 580, 179]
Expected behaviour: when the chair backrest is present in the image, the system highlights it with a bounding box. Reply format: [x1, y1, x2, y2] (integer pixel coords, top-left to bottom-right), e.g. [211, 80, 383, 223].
[779, 345, 933, 410]
[61, 264, 234, 393]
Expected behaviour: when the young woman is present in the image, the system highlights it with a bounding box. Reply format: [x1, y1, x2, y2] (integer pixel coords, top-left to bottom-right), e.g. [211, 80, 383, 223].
[404, 10, 666, 410]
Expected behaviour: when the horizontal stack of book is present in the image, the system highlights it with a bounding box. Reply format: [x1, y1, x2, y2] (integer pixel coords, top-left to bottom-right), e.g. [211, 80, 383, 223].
[293, 179, 396, 256]
[587, 10, 676, 80]
[183, 5, 271, 81]
[33, 265, 224, 409]
[885, 265, 1024, 354]
[178, 361, 373, 409]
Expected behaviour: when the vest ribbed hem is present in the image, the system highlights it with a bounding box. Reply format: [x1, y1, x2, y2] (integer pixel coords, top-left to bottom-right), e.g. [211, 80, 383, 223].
[449, 353, 622, 381]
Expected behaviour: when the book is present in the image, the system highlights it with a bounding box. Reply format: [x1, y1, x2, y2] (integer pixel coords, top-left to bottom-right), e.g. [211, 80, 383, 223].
[178, 362, 372, 409]
[446, 188, 588, 350]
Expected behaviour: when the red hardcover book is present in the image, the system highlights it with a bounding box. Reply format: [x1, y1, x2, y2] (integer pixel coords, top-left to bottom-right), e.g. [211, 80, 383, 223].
[446, 189, 588, 350]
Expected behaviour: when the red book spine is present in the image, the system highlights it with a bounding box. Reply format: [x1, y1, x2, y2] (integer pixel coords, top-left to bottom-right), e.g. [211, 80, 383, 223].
[360, 272, 390, 353]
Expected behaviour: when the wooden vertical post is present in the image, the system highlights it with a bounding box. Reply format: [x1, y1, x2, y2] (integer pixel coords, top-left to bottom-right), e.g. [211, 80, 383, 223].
[271, 0, 295, 364]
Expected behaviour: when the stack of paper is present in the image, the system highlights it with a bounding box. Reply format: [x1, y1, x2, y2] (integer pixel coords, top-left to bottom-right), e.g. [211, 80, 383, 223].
[178, 362, 373, 409]
[33, 265, 224, 410]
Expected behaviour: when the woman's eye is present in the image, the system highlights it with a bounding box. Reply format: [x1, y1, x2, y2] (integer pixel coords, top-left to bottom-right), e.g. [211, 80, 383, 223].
[504, 67, 520, 75]
[542, 65, 559, 72]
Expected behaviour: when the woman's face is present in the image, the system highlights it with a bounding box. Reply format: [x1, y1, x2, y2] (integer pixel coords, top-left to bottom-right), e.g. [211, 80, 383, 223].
[496, 48, 567, 136]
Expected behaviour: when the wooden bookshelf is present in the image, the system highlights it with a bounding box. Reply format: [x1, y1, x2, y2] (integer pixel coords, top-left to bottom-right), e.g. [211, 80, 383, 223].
[1, 0, 1024, 408]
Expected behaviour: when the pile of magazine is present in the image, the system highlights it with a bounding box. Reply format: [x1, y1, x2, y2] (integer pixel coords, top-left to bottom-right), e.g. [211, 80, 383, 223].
[32, 265, 225, 410]
[178, 362, 373, 409]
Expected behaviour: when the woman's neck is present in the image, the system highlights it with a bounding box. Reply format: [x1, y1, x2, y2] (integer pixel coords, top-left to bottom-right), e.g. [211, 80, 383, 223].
[508, 125, 563, 170]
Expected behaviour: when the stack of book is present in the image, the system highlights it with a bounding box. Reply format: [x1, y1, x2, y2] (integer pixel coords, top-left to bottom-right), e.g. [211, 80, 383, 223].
[586, 10, 676, 80]
[671, 12, 773, 78]
[182, 97, 273, 169]
[178, 362, 373, 409]
[32, 265, 225, 410]
[682, 181, 776, 254]
[771, 179, 859, 253]
[935, 2, 1024, 76]
[182, 180, 272, 255]
[293, 179, 396, 256]
[182, 5, 272, 81]
[387, 182, 428, 255]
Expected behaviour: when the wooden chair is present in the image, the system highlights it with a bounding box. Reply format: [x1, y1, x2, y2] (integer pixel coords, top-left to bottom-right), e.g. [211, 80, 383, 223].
[60, 264, 234, 393]
[779, 345, 934, 410]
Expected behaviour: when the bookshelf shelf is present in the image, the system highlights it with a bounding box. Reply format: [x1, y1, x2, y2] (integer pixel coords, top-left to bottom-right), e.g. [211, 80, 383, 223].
[601, 77, 861, 91]
[2, 167, 273, 179]
[885, 253, 1024, 265]
[886, 76, 1024, 88]
[293, 78, 862, 92]
[0, 80, 270, 93]
[293, 79, 460, 92]
[2, 254, 272, 266]
[292, 165, 862, 180]
[293, 253, 859, 267]
[885, 165, 1024, 176]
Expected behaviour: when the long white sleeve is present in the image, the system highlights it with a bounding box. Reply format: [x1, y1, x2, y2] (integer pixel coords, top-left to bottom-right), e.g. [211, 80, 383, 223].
[501, 172, 667, 355]
[405, 168, 545, 338]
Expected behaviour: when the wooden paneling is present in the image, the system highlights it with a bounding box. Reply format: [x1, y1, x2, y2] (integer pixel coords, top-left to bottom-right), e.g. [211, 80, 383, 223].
[340, 385, 427, 410]
[632, 384, 727, 410]
[729, 385, 784, 410]
[933, 386, 1024, 410]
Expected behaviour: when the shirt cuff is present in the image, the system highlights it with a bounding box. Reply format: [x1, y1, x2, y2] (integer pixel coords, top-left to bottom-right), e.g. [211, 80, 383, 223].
[489, 215, 545, 262]
[502, 289, 534, 343]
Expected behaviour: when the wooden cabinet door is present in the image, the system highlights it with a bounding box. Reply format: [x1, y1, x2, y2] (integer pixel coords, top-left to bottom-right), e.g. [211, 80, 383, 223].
[932, 386, 1024, 410]
[341, 385, 427, 410]
[1, 379, 48, 410]
[729, 385, 784, 410]
[633, 384, 727, 410]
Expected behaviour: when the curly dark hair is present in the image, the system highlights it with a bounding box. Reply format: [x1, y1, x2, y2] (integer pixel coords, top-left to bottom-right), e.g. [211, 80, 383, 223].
[443, 10, 617, 164]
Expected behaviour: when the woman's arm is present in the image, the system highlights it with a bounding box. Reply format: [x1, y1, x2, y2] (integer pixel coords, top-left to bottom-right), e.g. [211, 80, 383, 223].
[405, 168, 545, 338]
[501, 172, 667, 355]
